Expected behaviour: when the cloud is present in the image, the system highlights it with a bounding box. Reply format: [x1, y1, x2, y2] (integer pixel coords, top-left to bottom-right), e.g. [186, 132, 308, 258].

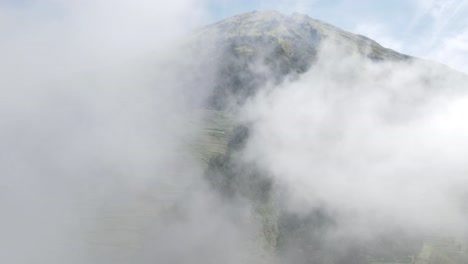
[2, 2, 468, 263]
[351, 1, 468, 74]
[430, 28, 468, 73]
[407, 0, 468, 55]
[0, 1, 263, 264]
[241, 39, 468, 248]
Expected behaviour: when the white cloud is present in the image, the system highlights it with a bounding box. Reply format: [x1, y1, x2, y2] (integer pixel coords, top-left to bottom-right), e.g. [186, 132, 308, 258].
[241, 40, 468, 241]
[0, 1, 263, 264]
[408, 0, 468, 51]
[431, 29, 468, 73]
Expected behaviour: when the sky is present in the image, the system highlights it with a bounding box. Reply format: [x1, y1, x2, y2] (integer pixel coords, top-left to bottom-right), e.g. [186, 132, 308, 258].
[207, 0, 468, 74]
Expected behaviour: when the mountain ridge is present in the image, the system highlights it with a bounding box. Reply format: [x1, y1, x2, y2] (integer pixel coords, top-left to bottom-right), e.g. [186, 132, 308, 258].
[184, 10, 418, 109]
[192, 10, 412, 61]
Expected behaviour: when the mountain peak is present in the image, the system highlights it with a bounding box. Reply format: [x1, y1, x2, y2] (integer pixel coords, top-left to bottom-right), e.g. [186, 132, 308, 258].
[187, 11, 412, 108]
[194, 10, 410, 62]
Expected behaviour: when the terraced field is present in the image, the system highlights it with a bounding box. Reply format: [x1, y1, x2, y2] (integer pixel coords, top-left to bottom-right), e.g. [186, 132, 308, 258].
[413, 238, 468, 264]
[191, 109, 234, 167]
[365, 237, 468, 264]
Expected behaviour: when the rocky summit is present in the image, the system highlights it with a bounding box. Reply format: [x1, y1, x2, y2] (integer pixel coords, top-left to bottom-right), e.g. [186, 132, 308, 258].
[187, 11, 412, 108]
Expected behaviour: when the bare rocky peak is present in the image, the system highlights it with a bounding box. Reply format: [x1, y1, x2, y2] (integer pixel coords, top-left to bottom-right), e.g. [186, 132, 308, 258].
[182, 11, 467, 109]
[192, 10, 411, 62]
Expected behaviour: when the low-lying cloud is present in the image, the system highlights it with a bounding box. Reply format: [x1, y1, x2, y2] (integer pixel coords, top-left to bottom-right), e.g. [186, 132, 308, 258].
[0, 1, 257, 263]
[242, 40, 468, 243]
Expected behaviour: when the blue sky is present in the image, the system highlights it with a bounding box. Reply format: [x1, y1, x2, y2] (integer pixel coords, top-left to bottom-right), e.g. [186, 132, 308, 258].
[207, 0, 468, 73]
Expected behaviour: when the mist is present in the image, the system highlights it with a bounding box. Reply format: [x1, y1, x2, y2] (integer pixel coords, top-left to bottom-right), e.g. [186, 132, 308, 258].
[0, 1, 260, 263]
[2, 2, 468, 264]
[240, 39, 468, 261]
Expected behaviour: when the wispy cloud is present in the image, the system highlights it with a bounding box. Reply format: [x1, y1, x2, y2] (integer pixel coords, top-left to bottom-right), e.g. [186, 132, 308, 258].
[431, 28, 468, 73]
[354, 23, 404, 51]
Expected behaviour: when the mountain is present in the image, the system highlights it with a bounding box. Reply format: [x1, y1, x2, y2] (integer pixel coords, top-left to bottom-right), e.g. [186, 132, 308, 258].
[193, 10, 410, 62]
[90, 11, 468, 264]
[187, 11, 413, 109]
[192, 11, 468, 264]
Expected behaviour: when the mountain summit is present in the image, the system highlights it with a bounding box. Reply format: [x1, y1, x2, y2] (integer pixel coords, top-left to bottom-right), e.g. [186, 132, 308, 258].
[188, 11, 412, 108]
[195, 11, 409, 61]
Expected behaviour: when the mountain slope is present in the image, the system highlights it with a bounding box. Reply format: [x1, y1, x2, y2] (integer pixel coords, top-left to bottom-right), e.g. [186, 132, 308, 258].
[193, 10, 410, 61]
[191, 11, 468, 264]
[89, 11, 468, 264]
[187, 11, 413, 108]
